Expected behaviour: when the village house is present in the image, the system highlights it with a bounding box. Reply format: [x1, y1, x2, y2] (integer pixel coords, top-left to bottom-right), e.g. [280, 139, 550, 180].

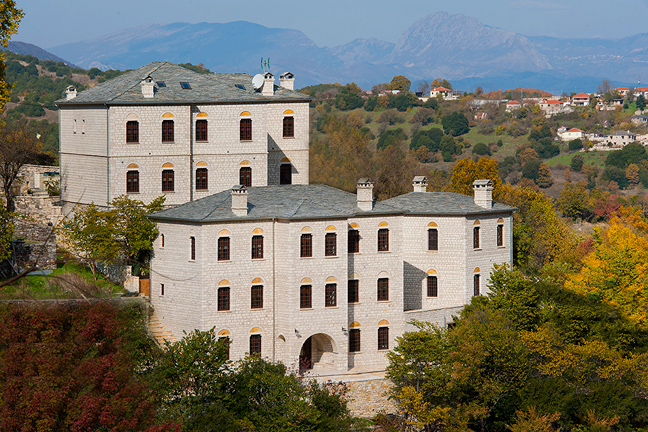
[537, 99, 570, 116]
[505, 100, 522, 112]
[571, 92, 590, 106]
[608, 130, 637, 147]
[559, 128, 585, 141]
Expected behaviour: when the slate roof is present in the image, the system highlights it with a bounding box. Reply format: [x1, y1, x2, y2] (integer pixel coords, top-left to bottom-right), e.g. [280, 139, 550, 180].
[149, 185, 514, 223]
[383, 192, 515, 216]
[56, 62, 309, 106]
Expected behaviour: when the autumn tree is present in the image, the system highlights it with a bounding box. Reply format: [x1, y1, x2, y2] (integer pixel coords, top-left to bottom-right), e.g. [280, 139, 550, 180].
[626, 163, 640, 186]
[0, 125, 42, 212]
[0, 203, 13, 261]
[570, 154, 584, 171]
[388, 75, 411, 92]
[446, 157, 503, 199]
[536, 163, 553, 188]
[431, 78, 453, 90]
[0, 1, 23, 108]
[558, 182, 591, 221]
[416, 80, 430, 95]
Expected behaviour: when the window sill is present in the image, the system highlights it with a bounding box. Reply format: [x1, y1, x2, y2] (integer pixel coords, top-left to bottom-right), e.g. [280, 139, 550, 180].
[126, 142, 139, 145]
[497, 246, 506, 249]
[217, 310, 232, 313]
[474, 248, 482, 251]
[300, 307, 313, 311]
[127, 192, 140, 194]
[349, 351, 362, 355]
[162, 141, 175, 144]
[324, 255, 338, 259]
[325, 306, 339, 309]
[217, 259, 231, 263]
[378, 250, 391, 253]
[377, 300, 391, 303]
[427, 249, 439, 253]
[196, 189, 209, 192]
[378, 348, 389, 351]
[300, 256, 314, 259]
[348, 302, 360, 305]
[283, 136, 295, 139]
[162, 190, 175, 194]
[196, 140, 208, 143]
[251, 258, 265, 261]
[251, 308, 264, 311]
[240, 139, 252, 142]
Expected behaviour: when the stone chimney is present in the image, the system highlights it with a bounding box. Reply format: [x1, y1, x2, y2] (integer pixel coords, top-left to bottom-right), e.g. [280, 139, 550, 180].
[473, 179, 493, 209]
[140, 75, 154, 98]
[262, 72, 275, 96]
[65, 86, 77, 100]
[231, 185, 248, 216]
[279, 72, 294, 90]
[413, 176, 427, 193]
[356, 178, 374, 212]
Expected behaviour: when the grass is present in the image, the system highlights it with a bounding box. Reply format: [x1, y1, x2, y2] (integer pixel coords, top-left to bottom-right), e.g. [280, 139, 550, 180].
[1, 260, 126, 300]
[546, 150, 607, 168]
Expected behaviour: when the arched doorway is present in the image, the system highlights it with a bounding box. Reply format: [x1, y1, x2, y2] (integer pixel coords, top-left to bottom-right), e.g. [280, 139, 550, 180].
[299, 333, 337, 373]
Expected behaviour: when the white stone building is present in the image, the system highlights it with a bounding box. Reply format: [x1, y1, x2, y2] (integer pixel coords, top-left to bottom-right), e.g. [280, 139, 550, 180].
[56, 62, 309, 213]
[149, 178, 514, 375]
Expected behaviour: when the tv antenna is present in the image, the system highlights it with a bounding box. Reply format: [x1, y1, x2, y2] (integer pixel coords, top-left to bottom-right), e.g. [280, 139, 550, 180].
[261, 57, 270, 72]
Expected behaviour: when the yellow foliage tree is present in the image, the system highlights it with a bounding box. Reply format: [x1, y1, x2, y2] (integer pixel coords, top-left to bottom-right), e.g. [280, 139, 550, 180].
[446, 157, 503, 199]
[566, 208, 648, 324]
[0, 1, 23, 108]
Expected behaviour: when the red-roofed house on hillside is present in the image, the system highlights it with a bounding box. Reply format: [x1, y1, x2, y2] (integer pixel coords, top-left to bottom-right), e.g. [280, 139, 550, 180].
[571, 93, 590, 106]
[538, 99, 568, 116]
[615, 87, 629, 96]
[505, 100, 522, 112]
[635, 87, 648, 98]
[558, 128, 585, 141]
[430, 87, 451, 98]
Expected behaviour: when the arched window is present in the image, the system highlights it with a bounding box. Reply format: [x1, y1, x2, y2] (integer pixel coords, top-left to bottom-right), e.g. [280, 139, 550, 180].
[378, 228, 389, 252]
[473, 221, 481, 249]
[196, 167, 208, 190]
[251, 285, 263, 309]
[240, 118, 252, 141]
[325, 233, 336, 256]
[300, 233, 312, 257]
[428, 222, 439, 250]
[427, 273, 438, 297]
[378, 327, 389, 350]
[126, 170, 139, 193]
[240, 167, 252, 187]
[283, 116, 294, 137]
[377, 277, 389, 301]
[349, 329, 361, 352]
[162, 119, 174, 142]
[348, 278, 359, 303]
[196, 119, 208, 141]
[251, 235, 263, 259]
[473, 268, 481, 296]
[300, 284, 312, 308]
[497, 218, 504, 247]
[217, 286, 230, 311]
[280, 163, 292, 185]
[325, 279, 337, 307]
[162, 169, 174, 192]
[218, 236, 230, 261]
[190, 236, 196, 261]
[249, 334, 261, 355]
[126, 120, 139, 143]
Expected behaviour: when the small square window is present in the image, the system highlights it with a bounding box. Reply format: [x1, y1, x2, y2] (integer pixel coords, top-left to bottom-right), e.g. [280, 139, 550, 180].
[180, 82, 191, 89]
[156, 81, 166, 87]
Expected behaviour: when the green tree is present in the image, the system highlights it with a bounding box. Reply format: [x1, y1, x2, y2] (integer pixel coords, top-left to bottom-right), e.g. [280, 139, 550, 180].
[410, 128, 443, 152]
[0, 1, 23, 109]
[388, 75, 411, 92]
[442, 111, 470, 136]
[472, 143, 491, 156]
[0, 125, 42, 212]
[522, 159, 542, 181]
[377, 128, 407, 150]
[571, 154, 584, 172]
[568, 139, 583, 151]
[636, 94, 646, 110]
[0, 203, 13, 261]
[61, 195, 165, 276]
[334, 83, 364, 111]
[558, 182, 591, 220]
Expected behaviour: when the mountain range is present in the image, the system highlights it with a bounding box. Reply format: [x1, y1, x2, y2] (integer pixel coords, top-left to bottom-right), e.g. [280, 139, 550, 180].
[21, 12, 648, 92]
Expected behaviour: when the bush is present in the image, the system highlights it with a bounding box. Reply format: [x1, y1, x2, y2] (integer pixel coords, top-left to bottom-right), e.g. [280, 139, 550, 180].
[570, 154, 584, 171]
[442, 111, 470, 136]
[410, 128, 443, 152]
[377, 128, 407, 150]
[472, 143, 491, 156]
[568, 139, 583, 151]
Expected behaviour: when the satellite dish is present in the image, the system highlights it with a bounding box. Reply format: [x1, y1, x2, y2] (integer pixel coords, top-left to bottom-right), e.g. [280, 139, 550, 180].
[252, 74, 264, 90]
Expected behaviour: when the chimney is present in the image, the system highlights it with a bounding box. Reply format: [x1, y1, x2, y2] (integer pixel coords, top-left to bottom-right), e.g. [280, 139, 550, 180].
[262, 72, 275, 96]
[356, 178, 374, 212]
[65, 86, 77, 100]
[473, 179, 493, 209]
[279, 72, 294, 90]
[231, 185, 248, 216]
[413, 176, 427, 193]
[141, 75, 154, 98]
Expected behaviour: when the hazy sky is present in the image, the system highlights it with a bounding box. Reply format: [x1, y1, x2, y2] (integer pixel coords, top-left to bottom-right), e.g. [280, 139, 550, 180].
[14, 0, 648, 49]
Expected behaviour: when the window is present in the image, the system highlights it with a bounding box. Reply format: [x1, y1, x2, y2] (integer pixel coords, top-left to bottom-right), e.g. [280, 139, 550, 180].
[325, 283, 337, 307]
[300, 234, 312, 258]
[218, 237, 230, 261]
[126, 121, 139, 143]
[378, 327, 389, 350]
[196, 119, 208, 141]
[497, 224, 504, 247]
[162, 120, 174, 142]
[251, 235, 263, 259]
[240, 118, 252, 141]
[283, 116, 294, 138]
[348, 229, 360, 253]
[251, 285, 263, 309]
[190, 236, 196, 261]
[126, 170, 139, 193]
[219, 337, 230, 360]
[377, 278, 389, 301]
[156, 81, 166, 87]
[474, 274, 480, 296]
[348, 280, 359, 303]
[378, 229, 389, 252]
[473, 226, 480, 249]
[280, 164, 292, 185]
[160, 284, 164, 296]
[325, 233, 337, 257]
[427, 276, 438, 297]
[196, 168, 208, 190]
[349, 329, 361, 352]
[240, 167, 252, 187]
[249, 334, 261, 355]
[161, 234, 165, 248]
[217, 287, 230, 311]
[162, 169, 174, 192]
[180, 81, 191, 89]
[300, 285, 312, 309]
[428, 228, 438, 251]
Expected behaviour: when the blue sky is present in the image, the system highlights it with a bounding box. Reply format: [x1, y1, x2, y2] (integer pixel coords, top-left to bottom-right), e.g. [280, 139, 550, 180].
[14, 0, 648, 49]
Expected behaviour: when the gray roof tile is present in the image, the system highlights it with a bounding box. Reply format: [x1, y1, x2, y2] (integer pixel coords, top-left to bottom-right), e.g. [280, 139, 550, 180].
[150, 185, 514, 223]
[56, 62, 309, 106]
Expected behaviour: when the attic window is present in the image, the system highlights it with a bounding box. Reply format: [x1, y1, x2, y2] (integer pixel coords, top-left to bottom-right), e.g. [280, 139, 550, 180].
[156, 81, 166, 87]
[180, 82, 191, 89]
[235, 84, 245, 90]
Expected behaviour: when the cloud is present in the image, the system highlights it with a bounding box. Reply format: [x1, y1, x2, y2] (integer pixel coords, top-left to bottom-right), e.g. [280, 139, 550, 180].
[507, 0, 571, 10]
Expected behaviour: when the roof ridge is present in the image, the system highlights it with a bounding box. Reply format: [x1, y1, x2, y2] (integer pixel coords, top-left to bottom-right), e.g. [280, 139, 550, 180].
[201, 193, 231, 221]
[105, 62, 167, 102]
[288, 199, 307, 217]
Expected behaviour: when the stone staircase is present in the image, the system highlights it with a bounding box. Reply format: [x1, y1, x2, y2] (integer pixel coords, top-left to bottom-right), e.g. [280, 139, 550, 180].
[147, 307, 176, 346]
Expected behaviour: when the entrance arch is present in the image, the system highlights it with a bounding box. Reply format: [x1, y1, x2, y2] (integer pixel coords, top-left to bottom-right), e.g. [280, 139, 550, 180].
[299, 333, 338, 373]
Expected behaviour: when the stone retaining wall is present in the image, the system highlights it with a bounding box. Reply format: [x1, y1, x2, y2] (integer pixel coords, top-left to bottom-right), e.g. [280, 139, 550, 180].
[345, 378, 396, 418]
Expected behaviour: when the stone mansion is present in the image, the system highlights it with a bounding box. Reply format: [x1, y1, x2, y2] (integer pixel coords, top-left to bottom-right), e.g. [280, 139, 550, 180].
[57, 62, 514, 375]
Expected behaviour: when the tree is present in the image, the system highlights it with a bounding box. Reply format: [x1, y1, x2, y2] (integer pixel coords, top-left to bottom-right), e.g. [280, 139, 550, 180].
[598, 79, 614, 95]
[431, 78, 453, 90]
[334, 83, 364, 110]
[442, 111, 470, 136]
[522, 159, 542, 181]
[0, 203, 13, 261]
[536, 163, 553, 188]
[571, 154, 584, 172]
[416, 80, 430, 95]
[410, 128, 443, 152]
[626, 163, 640, 186]
[0, 1, 23, 109]
[636, 94, 646, 111]
[446, 157, 503, 198]
[0, 125, 42, 211]
[388, 75, 411, 92]
[568, 139, 583, 151]
[61, 195, 165, 276]
[558, 182, 591, 220]
[377, 128, 407, 150]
